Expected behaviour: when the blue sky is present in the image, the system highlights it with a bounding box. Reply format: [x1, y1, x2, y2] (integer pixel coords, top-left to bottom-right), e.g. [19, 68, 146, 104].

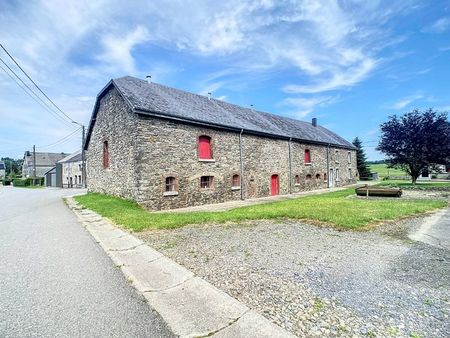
[0, 0, 449, 160]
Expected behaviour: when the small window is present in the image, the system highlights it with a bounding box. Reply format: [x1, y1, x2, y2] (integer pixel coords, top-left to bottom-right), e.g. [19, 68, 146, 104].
[304, 149, 311, 164]
[335, 150, 339, 163]
[323, 173, 327, 181]
[315, 173, 321, 180]
[349, 168, 352, 179]
[200, 176, 213, 189]
[306, 174, 312, 180]
[232, 174, 240, 187]
[165, 176, 176, 192]
[198, 135, 212, 159]
[103, 140, 109, 168]
[79, 175, 82, 184]
[294, 174, 300, 185]
[336, 169, 340, 181]
[347, 151, 351, 163]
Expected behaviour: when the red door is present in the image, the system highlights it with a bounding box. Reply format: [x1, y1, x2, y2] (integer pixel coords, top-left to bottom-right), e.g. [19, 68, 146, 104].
[271, 174, 279, 196]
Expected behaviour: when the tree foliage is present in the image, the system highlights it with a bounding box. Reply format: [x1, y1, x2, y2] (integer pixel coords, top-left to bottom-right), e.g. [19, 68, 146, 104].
[377, 109, 450, 183]
[352, 137, 371, 179]
[0, 157, 22, 177]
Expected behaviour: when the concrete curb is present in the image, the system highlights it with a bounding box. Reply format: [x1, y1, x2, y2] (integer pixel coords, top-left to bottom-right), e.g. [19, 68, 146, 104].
[65, 196, 295, 338]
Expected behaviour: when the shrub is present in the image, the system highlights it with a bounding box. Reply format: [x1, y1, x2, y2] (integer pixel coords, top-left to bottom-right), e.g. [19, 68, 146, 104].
[2, 179, 12, 186]
[12, 177, 44, 187]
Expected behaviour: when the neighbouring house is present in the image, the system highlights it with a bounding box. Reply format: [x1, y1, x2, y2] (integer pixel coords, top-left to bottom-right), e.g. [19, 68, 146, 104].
[0, 161, 5, 179]
[22, 151, 68, 178]
[84, 76, 357, 211]
[58, 151, 83, 188]
[418, 164, 449, 180]
[43, 166, 57, 187]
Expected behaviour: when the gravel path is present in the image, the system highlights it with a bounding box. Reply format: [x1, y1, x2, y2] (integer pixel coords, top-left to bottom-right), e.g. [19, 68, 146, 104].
[138, 214, 450, 337]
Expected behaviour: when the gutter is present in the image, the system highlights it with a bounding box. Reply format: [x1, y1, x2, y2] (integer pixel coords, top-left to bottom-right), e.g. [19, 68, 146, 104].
[239, 129, 245, 200]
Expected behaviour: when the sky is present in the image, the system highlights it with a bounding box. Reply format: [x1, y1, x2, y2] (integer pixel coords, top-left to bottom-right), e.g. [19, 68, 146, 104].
[0, 0, 449, 160]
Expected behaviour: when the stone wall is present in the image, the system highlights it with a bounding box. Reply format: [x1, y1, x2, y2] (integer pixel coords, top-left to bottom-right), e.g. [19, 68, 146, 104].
[86, 87, 139, 200]
[86, 88, 357, 210]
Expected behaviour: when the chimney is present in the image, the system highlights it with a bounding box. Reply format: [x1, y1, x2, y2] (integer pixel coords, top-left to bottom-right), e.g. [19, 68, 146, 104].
[146, 75, 152, 84]
[207, 92, 212, 100]
[312, 117, 317, 127]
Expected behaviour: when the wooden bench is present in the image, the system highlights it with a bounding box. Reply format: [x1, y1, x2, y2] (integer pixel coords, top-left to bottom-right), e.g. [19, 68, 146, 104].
[355, 185, 402, 197]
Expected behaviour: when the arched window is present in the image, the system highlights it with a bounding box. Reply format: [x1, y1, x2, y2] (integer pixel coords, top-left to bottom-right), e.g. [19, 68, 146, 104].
[198, 135, 212, 159]
[294, 174, 300, 185]
[232, 174, 240, 187]
[323, 173, 327, 181]
[336, 169, 340, 181]
[347, 151, 352, 163]
[348, 168, 352, 179]
[165, 176, 176, 192]
[335, 149, 339, 163]
[316, 173, 321, 179]
[103, 140, 109, 168]
[304, 149, 311, 164]
[306, 174, 312, 180]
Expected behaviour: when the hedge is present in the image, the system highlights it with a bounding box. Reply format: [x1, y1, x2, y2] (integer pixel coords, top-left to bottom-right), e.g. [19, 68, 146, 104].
[12, 177, 44, 187]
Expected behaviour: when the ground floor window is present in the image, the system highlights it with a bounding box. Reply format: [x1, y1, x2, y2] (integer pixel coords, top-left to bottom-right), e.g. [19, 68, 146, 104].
[232, 174, 240, 188]
[348, 168, 352, 179]
[315, 173, 321, 179]
[336, 169, 340, 181]
[165, 176, 176, 192]
[294, 174, 300, 185]
[200, 176, 213, 189]
[306, 174, 312, 180]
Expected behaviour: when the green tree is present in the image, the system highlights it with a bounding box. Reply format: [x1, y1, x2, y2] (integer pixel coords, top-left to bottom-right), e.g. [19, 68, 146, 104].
[377, 109, 450, 184]
[0, 157, 22, 177]
[352, 137, 371, 179]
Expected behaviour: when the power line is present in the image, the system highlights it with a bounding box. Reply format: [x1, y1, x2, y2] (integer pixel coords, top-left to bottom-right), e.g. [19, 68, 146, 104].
[0, 44, 77, 124]
[0, 59, 75, 128]
[39, 128, 81, 149]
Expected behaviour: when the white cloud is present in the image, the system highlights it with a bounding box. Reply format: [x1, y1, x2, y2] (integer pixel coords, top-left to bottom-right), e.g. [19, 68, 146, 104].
[281, 96, 338, 118]
[425, 17, 450, 33]
[389, 94, 424, 110]
[99, 26, 150, 74]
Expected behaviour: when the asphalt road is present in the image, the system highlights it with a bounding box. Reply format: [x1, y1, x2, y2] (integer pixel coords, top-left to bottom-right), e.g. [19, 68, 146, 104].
[0, 186, 174, 338]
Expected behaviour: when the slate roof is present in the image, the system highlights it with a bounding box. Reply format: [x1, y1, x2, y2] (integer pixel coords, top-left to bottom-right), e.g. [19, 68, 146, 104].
[23, 152, 69, 166]
[58, 150, 82, 163]
[85, 76, 355, 149]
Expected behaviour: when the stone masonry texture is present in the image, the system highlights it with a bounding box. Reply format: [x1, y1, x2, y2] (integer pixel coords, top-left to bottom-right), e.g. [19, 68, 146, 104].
[86, 88, 357, 210]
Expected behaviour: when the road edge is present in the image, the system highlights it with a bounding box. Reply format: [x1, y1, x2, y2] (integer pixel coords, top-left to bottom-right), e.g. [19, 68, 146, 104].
[64, 196, 294, 338]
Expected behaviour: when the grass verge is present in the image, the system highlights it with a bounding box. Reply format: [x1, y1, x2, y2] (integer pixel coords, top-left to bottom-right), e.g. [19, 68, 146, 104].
[74, 189, 447, 231]
[377, 180, 450, 190]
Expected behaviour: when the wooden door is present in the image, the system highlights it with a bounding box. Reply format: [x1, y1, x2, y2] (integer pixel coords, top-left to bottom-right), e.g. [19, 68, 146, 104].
[271, 174, 279, 196]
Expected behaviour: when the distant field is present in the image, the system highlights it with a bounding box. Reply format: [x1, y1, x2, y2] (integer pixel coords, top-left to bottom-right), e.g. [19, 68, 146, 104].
[369, 164, 408, 178]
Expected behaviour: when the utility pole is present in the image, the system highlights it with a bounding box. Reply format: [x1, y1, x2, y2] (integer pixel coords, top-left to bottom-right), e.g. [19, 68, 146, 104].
[32, 145, 36, 179]
[81, 125, 86, 188]
[72, 122, 86, 188]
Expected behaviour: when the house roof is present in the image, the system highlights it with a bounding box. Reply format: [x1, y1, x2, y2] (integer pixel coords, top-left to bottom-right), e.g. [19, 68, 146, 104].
[0, 161, 5, 170]
[58, 150, 82, 163]
[85, 76, 356, 150]
[23, 152, 69, 166]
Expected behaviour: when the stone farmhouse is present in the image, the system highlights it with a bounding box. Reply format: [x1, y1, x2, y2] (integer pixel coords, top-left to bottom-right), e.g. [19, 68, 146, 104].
[0, 161, 5, 179]
[22, 151, 68, 178]
[84, 76, 357, 210]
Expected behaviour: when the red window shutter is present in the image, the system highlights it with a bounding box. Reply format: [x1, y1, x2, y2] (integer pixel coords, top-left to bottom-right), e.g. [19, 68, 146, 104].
[103, 141, 109, 168]
[304, 149, 311, 163]
[198, 136, 212, 159]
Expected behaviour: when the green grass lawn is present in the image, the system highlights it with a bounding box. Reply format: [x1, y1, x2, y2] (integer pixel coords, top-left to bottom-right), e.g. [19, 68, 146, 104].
[74, 189, 447, 231]
[369, 163, 408, 178]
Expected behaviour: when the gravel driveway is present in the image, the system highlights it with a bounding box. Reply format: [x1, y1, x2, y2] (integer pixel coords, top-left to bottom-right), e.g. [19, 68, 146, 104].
[138, 213, 450, 337]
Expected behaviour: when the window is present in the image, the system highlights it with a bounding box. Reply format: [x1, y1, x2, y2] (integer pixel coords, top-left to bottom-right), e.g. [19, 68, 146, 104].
[304, 149, 311, 164]
[79, 175, 82, 184]
[232, 174, 240, 188]
[74, 176, 77, 184]
[306, 174, 312, 180]
[349, 168, 352, 179]
[323, 173, 327, 181]
[294, 174, 300, 185]
[103, 140, 109, 168]
[198, 135, 212, 159]
[335, 150, 339, 163]
[347, 151, 351, 163]
[165, 176, 176, 192]
[200, 176, 213, 189]
[335, 169, 340, 181]
[316, 173, 321, 179]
